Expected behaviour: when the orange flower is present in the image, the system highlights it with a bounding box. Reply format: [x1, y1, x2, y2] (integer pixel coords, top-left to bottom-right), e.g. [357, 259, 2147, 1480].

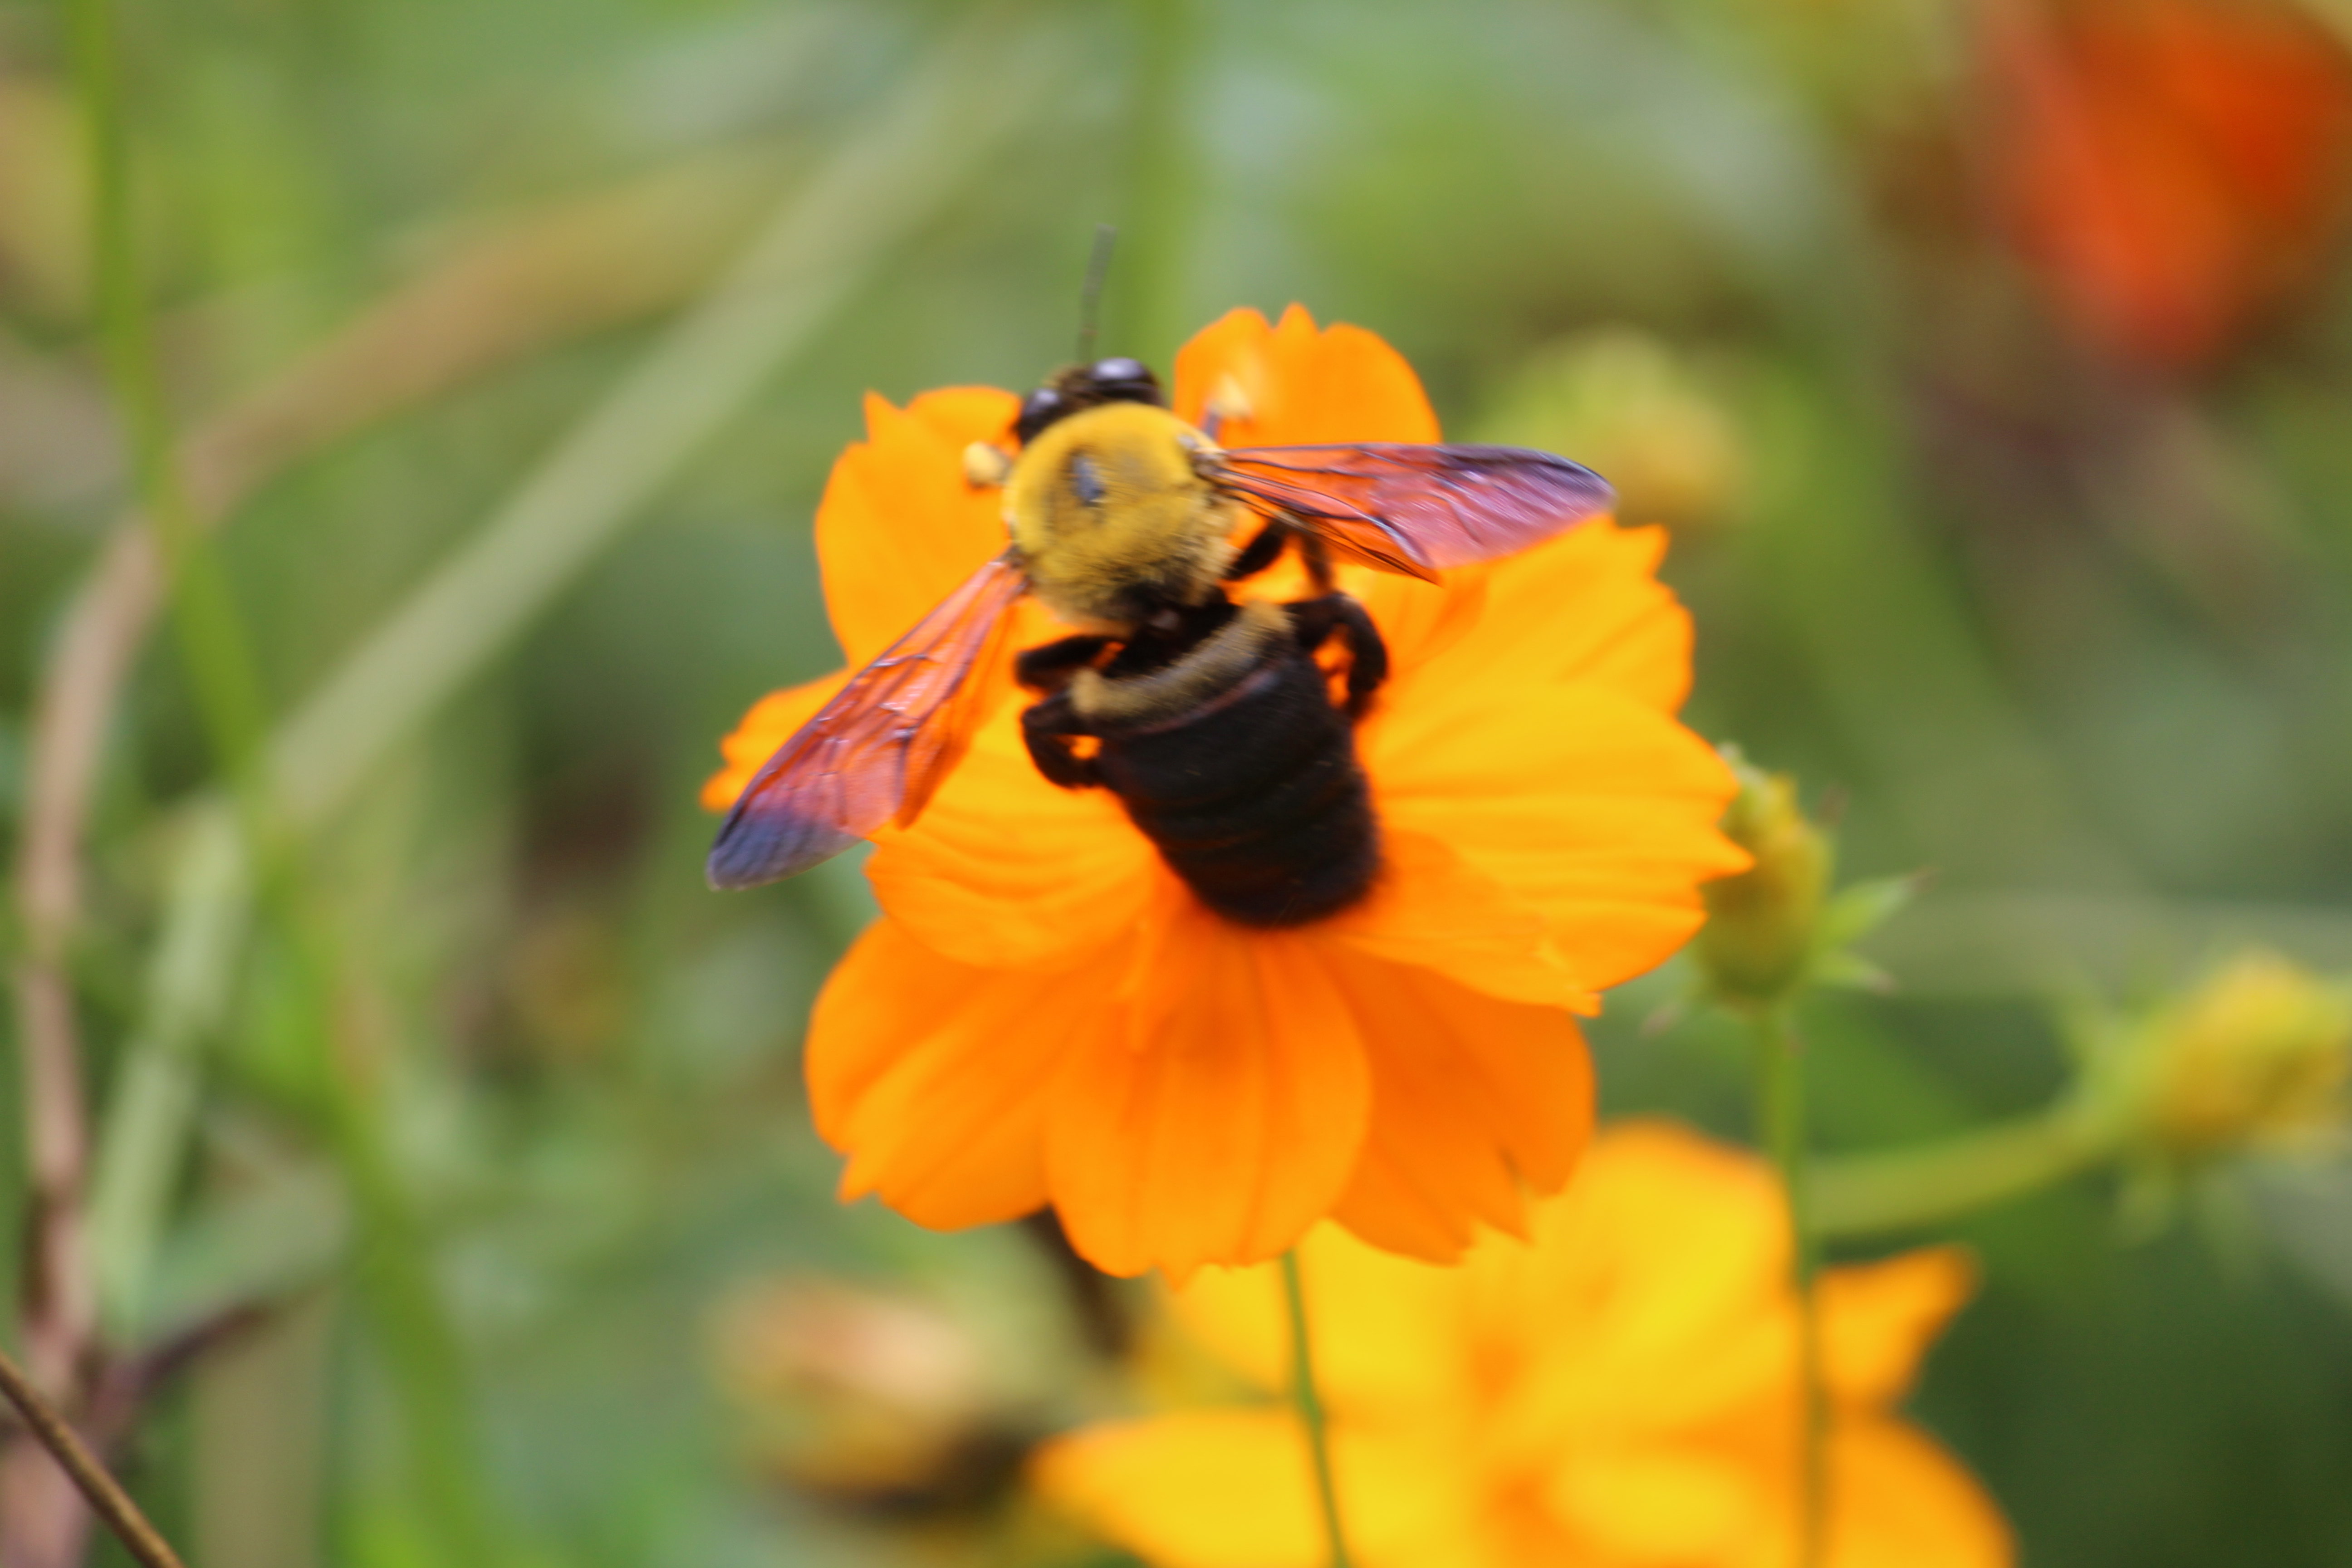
[1033, 1122, 2014, 1568]
[706, 307, 1745, 1279]
[1977, 0, 2352, 369]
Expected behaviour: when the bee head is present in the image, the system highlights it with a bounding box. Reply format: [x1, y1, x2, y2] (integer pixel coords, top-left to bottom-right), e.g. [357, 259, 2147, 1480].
[1014, 357, 1167, 447]
[1002, 397, 1235, 631]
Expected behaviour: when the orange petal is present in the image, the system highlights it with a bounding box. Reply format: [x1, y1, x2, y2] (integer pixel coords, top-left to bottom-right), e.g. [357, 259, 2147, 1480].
[1487, 1122, 1789, 1450]
[1030, 1411, 1325, 1568]
[1323, 950, 1594, 1263]
[1544, 1419, 2014, 1568]
[1367, 679, 1747, 994]
[1646, 1410, 2013, 1568]
[1501, 1149, 1976, 1457]
[814, 387, 1021, 667]
[1381, 522, 1696, 715]
[1822, 1419, 2014, 1568]
[1172, 305, 1441, 446]
[806, 918, 1121, 1231]
[1031, 1409, 1485, 1568]
[1172, 1227, 1471, 1416]
[1544, 1440, 1770, 1564]
[701, 668, 852, 811]
[1316, 830, 1588, 1009]
[1344, 565, 1493, 683]
[1045, 899, 1372, 1279]
[865, 701, 1161, 967]
[1819, 1247, 1978, 1408]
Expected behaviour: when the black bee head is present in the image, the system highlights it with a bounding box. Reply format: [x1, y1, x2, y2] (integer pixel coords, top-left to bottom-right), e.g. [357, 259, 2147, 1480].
[1014, 356, 1167, 446]
[1078, 356, 1163, 406]
[1014, 387, 1070, 446]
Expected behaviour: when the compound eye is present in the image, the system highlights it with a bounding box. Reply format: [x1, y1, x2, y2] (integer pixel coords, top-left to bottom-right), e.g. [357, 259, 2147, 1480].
[1088, 357, 1165, 405]
[1015, 387, 1068, 445]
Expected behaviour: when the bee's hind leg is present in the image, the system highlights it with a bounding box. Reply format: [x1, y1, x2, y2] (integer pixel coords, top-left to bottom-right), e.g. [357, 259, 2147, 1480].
[1285, 593, 1388, 718]
[1021, 693, 1103, 789]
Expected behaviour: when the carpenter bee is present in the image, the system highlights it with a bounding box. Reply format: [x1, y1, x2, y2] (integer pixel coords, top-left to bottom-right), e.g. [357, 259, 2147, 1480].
[707, 354, 1612, 926]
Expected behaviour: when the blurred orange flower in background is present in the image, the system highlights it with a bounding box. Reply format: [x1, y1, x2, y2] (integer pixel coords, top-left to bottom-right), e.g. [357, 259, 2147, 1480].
[706, 308, 1744, 1280]
[1976, 0, 2352, 370]
[1033, 1122, 2013, 1568]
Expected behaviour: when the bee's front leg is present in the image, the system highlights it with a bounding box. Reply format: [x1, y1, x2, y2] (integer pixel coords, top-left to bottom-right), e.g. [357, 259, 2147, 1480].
[1016, 634, 1115, 694]
[1021, 693, 1103, 789]
[1284, 593, 1389, 718]
[1221, 516, 1292, 582]
[1294, 527, 1337, 594]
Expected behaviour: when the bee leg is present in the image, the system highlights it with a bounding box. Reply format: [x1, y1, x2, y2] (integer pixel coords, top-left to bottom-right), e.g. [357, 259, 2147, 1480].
[1221, 517, 1291, 581]
[1295, 526, 1337, 594]
[1285, 593, 1389, 718]
[1016, 634, 1115, 695]
[1021, 693, 1103, 789]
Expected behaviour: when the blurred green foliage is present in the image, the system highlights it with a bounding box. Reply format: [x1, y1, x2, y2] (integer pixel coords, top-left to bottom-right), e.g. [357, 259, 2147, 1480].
[8, 0, 2352, 1563]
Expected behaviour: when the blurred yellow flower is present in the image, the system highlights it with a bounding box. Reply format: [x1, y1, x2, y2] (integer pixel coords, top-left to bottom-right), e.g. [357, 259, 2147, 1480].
[1033, 1122, 2011, 1568]
[2125, 951, 2351, 1161]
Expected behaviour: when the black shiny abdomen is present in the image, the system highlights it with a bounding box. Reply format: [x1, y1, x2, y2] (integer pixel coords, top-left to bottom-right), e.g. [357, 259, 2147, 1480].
[1092, 647, 1377, 927]
[1018, 604, 1382, 928]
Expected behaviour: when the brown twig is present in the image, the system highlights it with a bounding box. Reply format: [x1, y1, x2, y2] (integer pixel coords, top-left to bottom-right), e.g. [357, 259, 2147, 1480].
[88, 1300, 278, 1446]
[0, 1343, 186, 1568]
[6, 588, 117, 1559]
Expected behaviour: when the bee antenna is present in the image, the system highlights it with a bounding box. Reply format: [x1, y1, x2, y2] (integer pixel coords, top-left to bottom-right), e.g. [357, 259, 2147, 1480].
[1075, 223, 1117, 362]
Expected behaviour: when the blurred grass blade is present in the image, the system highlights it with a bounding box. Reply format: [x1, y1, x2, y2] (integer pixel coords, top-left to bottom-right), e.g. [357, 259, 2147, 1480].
[267, 10, 1058, 831]
[87, 808, 249, 1339]
[87, 6, 1057, 1334]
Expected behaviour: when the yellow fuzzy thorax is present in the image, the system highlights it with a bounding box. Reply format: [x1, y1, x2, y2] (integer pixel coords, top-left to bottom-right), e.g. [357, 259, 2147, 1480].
[1003, 401, 1240, 631]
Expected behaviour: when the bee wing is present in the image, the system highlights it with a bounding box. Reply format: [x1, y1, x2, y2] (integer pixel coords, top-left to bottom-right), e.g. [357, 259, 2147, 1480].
[1211, 444, 1614, 582]
[706, 555, 1028, 890]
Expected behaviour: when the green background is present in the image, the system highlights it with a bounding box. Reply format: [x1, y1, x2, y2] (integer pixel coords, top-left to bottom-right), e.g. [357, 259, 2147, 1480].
[5, 0, 2352, 1563]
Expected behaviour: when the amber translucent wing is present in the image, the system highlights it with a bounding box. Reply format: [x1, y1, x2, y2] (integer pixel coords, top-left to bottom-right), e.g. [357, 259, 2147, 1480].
[1211, 444, 1614, 581]
[706, 556, 1027, 890]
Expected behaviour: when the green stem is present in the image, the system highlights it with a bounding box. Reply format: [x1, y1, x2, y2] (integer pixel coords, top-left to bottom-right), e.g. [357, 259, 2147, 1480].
[314, 1054, 497, 1562]
[1280, 1251, 1355, 1568]
[1754, 1008, 1825, 1568]
[69, 0, 270, 791]
[1810, 1102, 2117, 1239]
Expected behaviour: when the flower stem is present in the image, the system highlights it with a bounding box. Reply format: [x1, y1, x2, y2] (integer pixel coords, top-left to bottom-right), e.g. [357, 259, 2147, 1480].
[1280, 1250, 1356, 1568]
[1809, 1101, 2117, 1238]
[1754, 1008, 1826, 1568]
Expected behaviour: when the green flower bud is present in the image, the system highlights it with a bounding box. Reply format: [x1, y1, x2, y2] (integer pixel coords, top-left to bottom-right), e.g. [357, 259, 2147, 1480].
[1693, 750, 1831, 1014]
